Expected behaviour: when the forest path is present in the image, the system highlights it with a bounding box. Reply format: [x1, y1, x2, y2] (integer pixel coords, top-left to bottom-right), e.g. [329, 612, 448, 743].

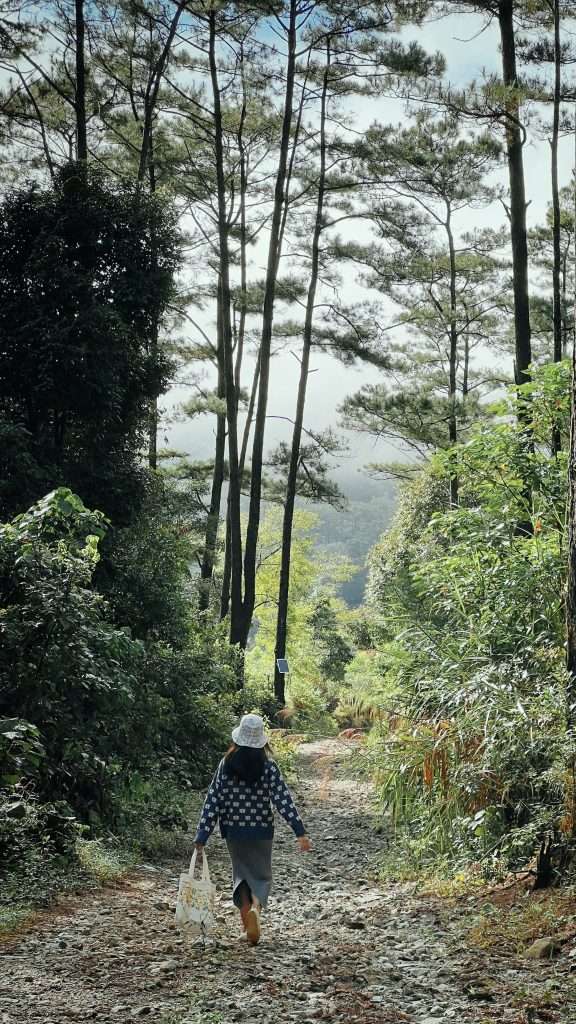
[1, 738, 574, 1024]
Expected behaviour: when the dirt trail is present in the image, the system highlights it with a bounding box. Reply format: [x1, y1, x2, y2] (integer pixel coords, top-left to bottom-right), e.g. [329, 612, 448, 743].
[1, 739, 574, 1024]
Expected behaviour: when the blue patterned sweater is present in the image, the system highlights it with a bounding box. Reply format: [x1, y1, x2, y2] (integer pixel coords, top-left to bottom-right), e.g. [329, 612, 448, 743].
[194, 758, 306, 844]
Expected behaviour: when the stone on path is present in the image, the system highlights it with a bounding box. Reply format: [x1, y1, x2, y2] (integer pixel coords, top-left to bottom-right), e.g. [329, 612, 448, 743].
[524, 936, 559, 959]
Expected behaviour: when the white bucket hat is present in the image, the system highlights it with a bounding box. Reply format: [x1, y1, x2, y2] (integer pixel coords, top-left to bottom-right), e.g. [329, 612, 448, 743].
[232, 713, 268, 749]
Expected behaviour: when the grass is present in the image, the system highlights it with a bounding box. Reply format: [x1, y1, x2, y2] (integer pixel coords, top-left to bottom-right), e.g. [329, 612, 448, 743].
[76, 838, 138, 884]
[378, 847, 489, 900]
[467, 890, 576, 956]
[0, 904, 35, 937]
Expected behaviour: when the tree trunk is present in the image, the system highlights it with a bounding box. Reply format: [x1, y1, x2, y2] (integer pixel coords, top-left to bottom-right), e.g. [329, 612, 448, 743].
[147, 129, 159, 470]
[220, 355, 261, 622]
[567, 113, 576, 735]
[551, 0, 562, 454]
[208, 10, 244, 657]
[148, 341, 158, 469]
[565, 330, 576, 731]
[219, 57, 249, 622]
[234, 43, 249, 400]
[498, 0, 533, 535]
[220, 49, 306, 631]
[137, 3, 185, 184]
[446, 204, 459, 507]
[498, 0, 532, 390]
[273, 45, 330, 706]
[220, 357, 261, 633]
[562, 251, 570, 356]
[235, 0, 298, 649]
[463, 334, 470, 398]
[75, 0, 88, 163]
[199, 281, 227, 612]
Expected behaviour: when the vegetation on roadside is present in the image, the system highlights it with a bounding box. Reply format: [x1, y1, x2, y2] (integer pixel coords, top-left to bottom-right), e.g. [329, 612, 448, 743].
[467, 891, 576, 957]
[338, 363, 576, 881]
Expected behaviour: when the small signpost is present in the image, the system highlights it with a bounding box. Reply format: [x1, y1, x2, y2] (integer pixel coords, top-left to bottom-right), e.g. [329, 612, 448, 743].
[276, 658, 290, 675]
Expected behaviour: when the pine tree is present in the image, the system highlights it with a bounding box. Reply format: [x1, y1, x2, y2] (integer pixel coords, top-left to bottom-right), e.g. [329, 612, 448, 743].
[340, 112, 508, 488]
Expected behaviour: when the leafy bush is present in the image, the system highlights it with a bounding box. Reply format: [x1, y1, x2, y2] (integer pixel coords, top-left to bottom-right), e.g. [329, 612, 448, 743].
[0, 488, 237, 827]
[0, 719, 46, 788]
[363, 364, 572, 875]
[268, 730, 300, 782]
[0, 488, 145, 818]
[0, 789, 83, 909]
[112, 774, 204, 860]
[0, 168, 180, 523]
[0, 790, 81, 872]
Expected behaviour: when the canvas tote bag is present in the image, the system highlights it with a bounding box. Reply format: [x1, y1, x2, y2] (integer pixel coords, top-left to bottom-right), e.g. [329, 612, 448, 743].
[174, 849, 217, 934]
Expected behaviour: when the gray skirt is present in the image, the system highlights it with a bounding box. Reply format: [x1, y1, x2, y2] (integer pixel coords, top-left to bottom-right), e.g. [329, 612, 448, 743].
[226, 837, 273, 910]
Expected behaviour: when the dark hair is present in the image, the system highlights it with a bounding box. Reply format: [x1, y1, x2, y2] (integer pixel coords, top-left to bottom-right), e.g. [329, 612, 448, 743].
[223, 743, 272, 784]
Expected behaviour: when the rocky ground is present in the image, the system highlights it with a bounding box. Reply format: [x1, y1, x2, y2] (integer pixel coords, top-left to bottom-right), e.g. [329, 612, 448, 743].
[2, 739, 576, 1024]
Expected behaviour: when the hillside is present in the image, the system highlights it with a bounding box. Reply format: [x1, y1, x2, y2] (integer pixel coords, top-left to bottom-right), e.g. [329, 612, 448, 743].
[313, 475, 397, 606]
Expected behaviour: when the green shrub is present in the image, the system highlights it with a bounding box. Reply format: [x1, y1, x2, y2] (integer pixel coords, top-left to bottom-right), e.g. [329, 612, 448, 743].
[0, 787, 84, 912]
[113, 773, 204, 859]
[0, 719, 46, 789]
[0, 489, 146, 819]
[0, 790, 81, 874]
[0, 489, 237, 828]
[362, 364, 572, 875]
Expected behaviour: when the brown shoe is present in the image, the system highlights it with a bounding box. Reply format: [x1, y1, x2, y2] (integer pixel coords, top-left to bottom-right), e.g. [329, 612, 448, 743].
[245, 906, 261, 945]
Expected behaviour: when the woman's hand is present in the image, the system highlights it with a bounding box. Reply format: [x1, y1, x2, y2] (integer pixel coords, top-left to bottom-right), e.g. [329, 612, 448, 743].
[298, 835, 311, 852]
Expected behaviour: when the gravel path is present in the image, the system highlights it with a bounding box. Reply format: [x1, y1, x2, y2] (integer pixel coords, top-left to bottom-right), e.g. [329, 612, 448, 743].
[1, 739, 575, 1024]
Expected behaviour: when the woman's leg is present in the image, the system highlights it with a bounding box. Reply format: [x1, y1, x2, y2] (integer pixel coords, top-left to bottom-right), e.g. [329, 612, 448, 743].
[236, 881, 252, 929]
[245, 900, 261, 946]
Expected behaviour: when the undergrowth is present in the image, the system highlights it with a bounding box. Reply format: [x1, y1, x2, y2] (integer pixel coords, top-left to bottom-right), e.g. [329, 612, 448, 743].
[76, 839, 138, 883]
[467, 890, 576, 956]
[0, 904, 35, 937]
[269, 729, 301, 783]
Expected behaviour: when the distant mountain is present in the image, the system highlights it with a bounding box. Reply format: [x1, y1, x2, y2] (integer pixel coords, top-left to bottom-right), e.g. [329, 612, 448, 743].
[312, 477, 396, 606]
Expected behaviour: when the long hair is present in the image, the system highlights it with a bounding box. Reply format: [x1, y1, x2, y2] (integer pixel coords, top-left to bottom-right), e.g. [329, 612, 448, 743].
[223, 743, 272, 784]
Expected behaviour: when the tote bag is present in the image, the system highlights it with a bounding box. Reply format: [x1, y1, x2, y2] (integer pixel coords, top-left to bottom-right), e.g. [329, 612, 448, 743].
[174, 849, 217, 935]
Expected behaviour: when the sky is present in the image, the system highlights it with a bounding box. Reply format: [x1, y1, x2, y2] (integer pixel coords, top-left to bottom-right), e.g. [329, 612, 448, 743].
[165, 7, 576, 494]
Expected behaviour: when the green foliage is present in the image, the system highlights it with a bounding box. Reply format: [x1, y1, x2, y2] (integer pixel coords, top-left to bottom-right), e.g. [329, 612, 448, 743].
[245, 507, 355, 729]
[307, 598, 354, 683]
[96, 473, 205, 647]
[362, 363, 572, 874]
[0, 488, 236, 823]
[268, 731, 299, 783]
[112, 775, 202, 860]
[0, 488, 144, 815]
[0, 719, 45, 789]
[0, 905, 35, 936]
[0, 791, 81, 872]
[0, 167, 180, 522]
[0, 788, 83, 911]
[0, 488, 237, 916]
[341, 111, 509, 470]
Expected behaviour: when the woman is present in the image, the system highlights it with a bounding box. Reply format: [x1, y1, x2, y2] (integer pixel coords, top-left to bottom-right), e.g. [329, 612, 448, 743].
[194, 713, 311, 945]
